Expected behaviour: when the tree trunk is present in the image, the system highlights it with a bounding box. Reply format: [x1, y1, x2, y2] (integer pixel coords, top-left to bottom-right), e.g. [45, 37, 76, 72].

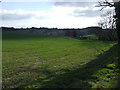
[115, 2, 120, 44]
[114, 2, 120, 88]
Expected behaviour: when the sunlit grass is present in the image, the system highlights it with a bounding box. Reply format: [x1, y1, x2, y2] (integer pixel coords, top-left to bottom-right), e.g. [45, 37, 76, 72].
[80, 34, 98, 40]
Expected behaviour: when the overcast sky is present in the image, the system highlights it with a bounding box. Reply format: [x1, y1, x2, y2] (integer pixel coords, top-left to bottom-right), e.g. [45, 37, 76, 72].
[0, 0, 114, 28]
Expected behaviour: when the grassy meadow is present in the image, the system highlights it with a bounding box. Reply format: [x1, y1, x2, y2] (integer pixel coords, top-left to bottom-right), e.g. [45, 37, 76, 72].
[2, 33, 119, 88]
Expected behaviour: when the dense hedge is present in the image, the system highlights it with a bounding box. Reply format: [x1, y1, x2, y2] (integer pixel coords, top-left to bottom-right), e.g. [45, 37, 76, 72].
[96, 30, 118, 41]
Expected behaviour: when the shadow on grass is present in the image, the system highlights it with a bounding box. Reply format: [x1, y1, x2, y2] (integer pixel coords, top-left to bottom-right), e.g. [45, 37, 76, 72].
[118, 44, 120, 88]
[15, 44, 119, 88]
[41, 44, 118, 88]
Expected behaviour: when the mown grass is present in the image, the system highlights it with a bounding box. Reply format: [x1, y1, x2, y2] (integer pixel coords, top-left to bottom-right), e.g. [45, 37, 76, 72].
[2, 33, 119, 88]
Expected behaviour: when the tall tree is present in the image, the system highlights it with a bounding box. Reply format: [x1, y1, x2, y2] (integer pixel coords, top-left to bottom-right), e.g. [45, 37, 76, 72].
[97, 0, 120, 88]
[114, 1, 120, 44]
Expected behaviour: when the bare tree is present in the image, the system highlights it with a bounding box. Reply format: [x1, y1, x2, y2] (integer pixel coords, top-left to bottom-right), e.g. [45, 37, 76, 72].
[97, 0, 120, 44]
[98, 10, 116, 29]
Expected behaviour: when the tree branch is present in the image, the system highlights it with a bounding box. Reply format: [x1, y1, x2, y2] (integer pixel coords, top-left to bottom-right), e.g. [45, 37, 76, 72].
[96, 0, 115, 7]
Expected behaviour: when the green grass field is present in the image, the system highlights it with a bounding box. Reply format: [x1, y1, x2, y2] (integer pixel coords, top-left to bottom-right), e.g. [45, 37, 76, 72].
[2, 33, 119, 88]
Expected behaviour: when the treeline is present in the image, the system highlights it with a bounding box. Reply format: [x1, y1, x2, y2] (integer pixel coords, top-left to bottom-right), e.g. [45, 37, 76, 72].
[1, 27, 82, 31]
[1, 26, 118, 41]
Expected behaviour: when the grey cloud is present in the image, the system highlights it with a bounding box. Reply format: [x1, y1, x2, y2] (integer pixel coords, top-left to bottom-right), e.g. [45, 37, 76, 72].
[55, 2, 97, 7]
[2, 13, 33, 20]
[54, 2, 102, 18]
[72, 9, 101, 17]
[72, 6, 113, 18]
[1, 12, 49, 21]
